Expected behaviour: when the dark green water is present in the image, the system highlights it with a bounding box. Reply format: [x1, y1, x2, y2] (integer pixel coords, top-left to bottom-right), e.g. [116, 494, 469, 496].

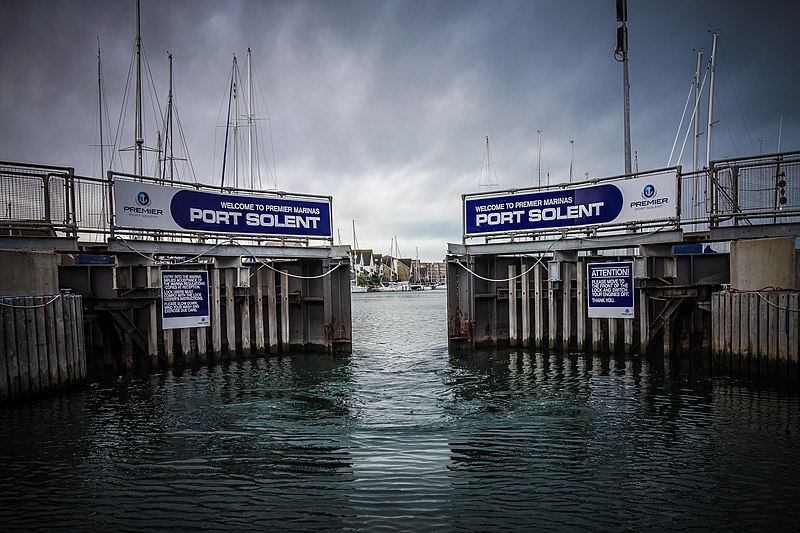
[1, 290, 799, 531]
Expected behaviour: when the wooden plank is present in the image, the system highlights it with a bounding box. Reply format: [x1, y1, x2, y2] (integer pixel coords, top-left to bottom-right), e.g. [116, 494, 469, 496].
[267, 268, 278, 354]
[562, 263, 572, 350]
[281, 269, 290, 352]
[533, 264, 542, 348]
[70, 296, 83, 381]
[521, 264, 530, 347]
[254, 267, 265, 354]
[181, 328, 192, 364]
[323, 258, 332, 351]
[768, 293, 779, 382]
[3, 300, 21, 395]
[240, 292, 251, 356]
[623, 316, 633, 355]
[210, 268, 222, 359]
[576, 262, 585, 351]
[54, 295, 68, 385]
[758, 292, 770, 379]
[609, 318, 618, 353]
[16, 301, 31, 394]
[163, 328, 174, 366]
[547, 278, 557, 350]
[149, 301, 159, 368]
[731, 292, 741, 377]
[639, 290, 649, 353]
[592, 318, 602, 352]
[63, 296, 75, 385]
[0, 302, 9, 399]
[75, 296, 86, 380]
[197, 326, 207, 359]
[225, 268, 236, 355]
[508, 264, 517, 347]
[34, 299, 49, 389]
[23, 298, 41, 392]
[778, 292, 789, 382]
[720, 291, 729, 374]
[747, 292, 759, 380]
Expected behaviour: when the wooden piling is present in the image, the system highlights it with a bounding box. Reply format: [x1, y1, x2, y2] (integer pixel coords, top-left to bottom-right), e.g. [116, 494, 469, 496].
[211, 269, 222, 359]
[521, 264, 530, 347]
[267, 269, 278, 354]
[576, 263, 586, 352]
[547, 278, 557, 350]
[533, 263, 543, 349]
[562, 263, 572, 350]
[508, 265, 517, 347]
[224, 268, 236, 355]
[254, 267, 265, 354]
[281, 269, 290, 352]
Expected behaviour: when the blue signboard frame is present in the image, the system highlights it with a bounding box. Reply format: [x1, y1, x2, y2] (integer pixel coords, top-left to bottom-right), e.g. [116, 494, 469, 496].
[587, 261, 635, 319]
[114, 179, 333, 239]
[463, 172, 677, 237]
[161, 270, 210, 329]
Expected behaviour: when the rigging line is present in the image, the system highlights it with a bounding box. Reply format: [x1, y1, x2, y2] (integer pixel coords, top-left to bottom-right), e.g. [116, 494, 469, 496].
[454, 236, 565, 283]
[220, 69, 234, 188]
[253, 65, 278, 188]
[233, 241, 346, 279]
[115, 236, 234, 264]
[756, 292, 800, 312]
[675, 68, 709, 166]
[668, 81, 696, 166]
[714, 90, 739, 156]
[0, 294, 62, 309]
[724, 61, 756, 155]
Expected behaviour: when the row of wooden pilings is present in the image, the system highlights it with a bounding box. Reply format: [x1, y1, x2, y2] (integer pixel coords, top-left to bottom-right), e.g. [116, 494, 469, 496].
[713, 290, 800, 383]
[1, 294, 86, 401]
[446, 253, 703, 356]
[80, 255, 353, 375]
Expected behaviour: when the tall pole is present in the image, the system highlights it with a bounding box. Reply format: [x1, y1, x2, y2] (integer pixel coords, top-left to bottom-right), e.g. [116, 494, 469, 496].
[615, 0, 631, 175]
[97, 38, 104, 176]
[166, 53, 175, 181]
[705, 31, 718, 168]
[247, 48, 254, 190]
[569, 139, 574, 183]
[537, 129, 542, 187]
[692, 49, 702, 173]
[134, 0, 143, 176]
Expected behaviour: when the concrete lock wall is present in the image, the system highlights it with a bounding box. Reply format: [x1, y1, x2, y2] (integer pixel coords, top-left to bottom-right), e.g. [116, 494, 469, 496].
[730, 237, 796, 291]
[0, 250, 59, 297]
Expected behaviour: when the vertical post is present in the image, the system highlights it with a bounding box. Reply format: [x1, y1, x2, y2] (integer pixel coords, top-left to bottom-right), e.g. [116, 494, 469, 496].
[576, 262, 586, 351]
[24, 298, 40, 393]
[548, 278, 557, 350]
[267, 268, 278, 354]
[521, 264, 530, 347]
[225, 268, 236, 356]
[623, 316, 633, 355]
[196, 326, 207, 361]
[778, 293, 789, 382]
[181, 328, 192, 364]
[609, 318, 618, 353]
[240, 286, 251, 356]
[323, 259, 333, 352]
[731, 293, 742, 376]
[639, 289, 649, 352]
[149, 301, 159, 368]
[281, 269, 290, 352]
[34, 303, 49, 389]
[211, 269, 222, 359]
[163, 328, 174, 367]
[768, 293, 779, 382]
[534, 264, 543, 349]
[254, 267, 265, 354]
[747, 292, 759, 379]
[508, 265, 518, 348]
[789, 293, 799, 383]
[562, 263, 573, 350]
[592, 317, 602, 352]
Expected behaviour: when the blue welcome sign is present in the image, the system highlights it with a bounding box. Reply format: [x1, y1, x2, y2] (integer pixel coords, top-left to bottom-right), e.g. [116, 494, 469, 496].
[114, 179, 333, 239]
[464, 172, 677, 237]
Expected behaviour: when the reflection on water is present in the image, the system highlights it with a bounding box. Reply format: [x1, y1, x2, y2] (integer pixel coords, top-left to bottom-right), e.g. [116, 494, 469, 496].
[1, 290, 798, 531]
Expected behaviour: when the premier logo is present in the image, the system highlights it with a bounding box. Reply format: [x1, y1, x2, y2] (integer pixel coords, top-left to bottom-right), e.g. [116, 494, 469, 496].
[630, 183, 667, 208]
[124, 191, 163, 215]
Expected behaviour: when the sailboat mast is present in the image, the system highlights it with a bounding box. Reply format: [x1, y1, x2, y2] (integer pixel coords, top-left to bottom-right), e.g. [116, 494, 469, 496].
[97, 38, 104, 176]
[692, 49, 702, 173]
[232, 55, 239, 189]
[247, 48, 255, 190]
[166, 53, 175, 181]
[705, 31, 718, 168]
[134, 0, 144, 176]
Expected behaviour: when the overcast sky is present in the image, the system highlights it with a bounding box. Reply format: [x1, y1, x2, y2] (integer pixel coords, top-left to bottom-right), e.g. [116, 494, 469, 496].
[2, 0, 798, 260]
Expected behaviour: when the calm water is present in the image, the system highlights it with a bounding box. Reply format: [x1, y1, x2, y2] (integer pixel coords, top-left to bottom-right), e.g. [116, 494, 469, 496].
[1, 290, 799, 531]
